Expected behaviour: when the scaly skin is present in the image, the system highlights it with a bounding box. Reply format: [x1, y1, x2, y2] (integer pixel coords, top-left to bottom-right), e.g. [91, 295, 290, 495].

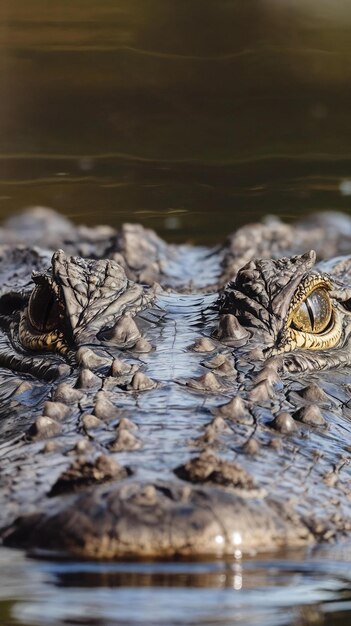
[0, 208, 350, 559]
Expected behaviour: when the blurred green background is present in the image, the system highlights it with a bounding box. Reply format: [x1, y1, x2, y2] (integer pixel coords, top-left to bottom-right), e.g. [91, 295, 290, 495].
[2, 0, 351, 241]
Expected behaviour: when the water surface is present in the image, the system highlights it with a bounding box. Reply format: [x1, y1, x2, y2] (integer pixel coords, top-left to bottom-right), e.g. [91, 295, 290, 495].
[2, 1, 351, 240]
[1, 545, 351, 626]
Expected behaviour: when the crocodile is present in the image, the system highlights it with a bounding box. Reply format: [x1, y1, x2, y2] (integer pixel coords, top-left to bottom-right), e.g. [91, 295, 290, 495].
[0, 207, 351, 559]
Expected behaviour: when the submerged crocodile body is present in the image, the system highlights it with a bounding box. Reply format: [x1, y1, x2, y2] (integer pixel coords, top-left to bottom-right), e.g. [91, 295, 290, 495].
[0, 208, 351, 558]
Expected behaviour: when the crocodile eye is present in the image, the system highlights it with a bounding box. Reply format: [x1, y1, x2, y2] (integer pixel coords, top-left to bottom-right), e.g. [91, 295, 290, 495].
[291, 288, 332, 334]
[28, 283, 60, 333]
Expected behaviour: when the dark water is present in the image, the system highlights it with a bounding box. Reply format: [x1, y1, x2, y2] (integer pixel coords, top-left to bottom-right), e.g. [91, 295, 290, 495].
[2, 1, 351, 241]
[1, 2, 351, 625]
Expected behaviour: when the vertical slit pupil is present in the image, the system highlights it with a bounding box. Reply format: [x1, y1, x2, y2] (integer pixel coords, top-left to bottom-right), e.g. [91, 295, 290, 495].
[305, 299, 315, 332]
[29, 284, 58, 332]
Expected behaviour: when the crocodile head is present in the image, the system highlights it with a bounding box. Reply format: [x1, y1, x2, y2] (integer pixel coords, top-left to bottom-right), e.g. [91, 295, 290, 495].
[1, 225, 351, 560]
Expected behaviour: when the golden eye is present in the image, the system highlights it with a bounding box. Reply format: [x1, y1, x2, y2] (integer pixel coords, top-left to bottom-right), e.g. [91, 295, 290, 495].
[28, 283, 60, 333]
[291, 288, 332, 334]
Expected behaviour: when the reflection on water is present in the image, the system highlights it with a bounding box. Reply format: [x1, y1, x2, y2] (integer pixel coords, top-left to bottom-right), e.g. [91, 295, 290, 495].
[1, 1, 351, 240]
[1, 546, 351, 626]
